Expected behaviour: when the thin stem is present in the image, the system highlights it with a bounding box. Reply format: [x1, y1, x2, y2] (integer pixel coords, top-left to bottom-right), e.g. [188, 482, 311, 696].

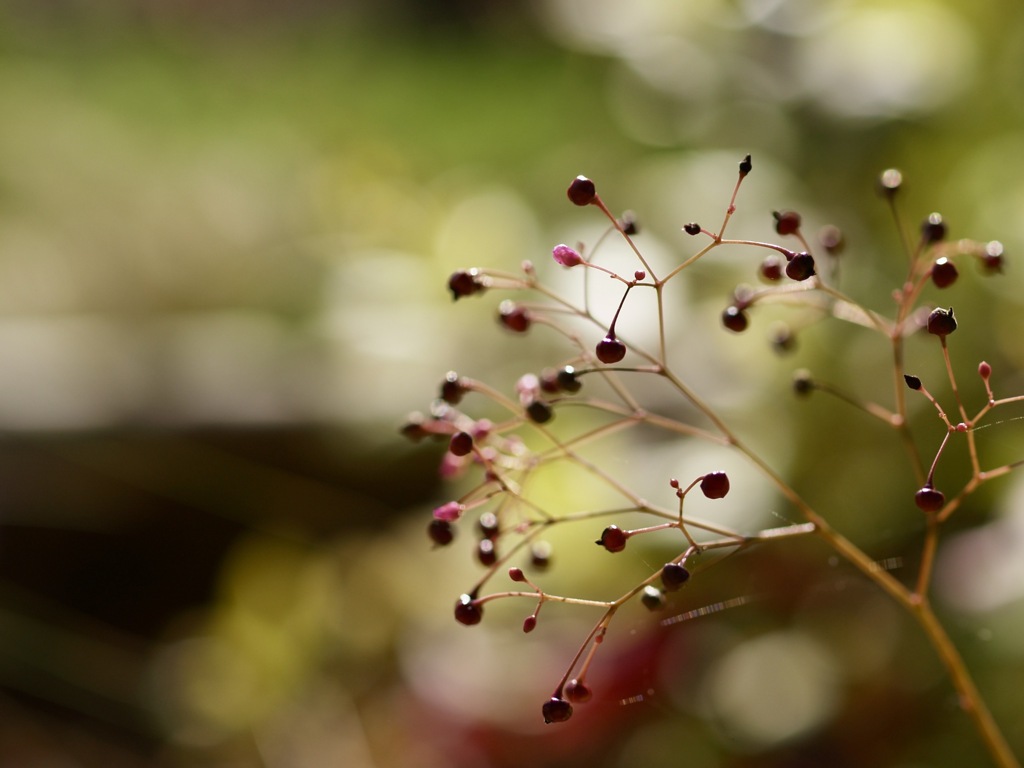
[941, 340, 970, 425]
[925, 430, 952, 485]
[914, 512, 939, 600]
[593, 197, 657, 280]
[892, 333, 927, 486]
[913, 603, 1021, 768]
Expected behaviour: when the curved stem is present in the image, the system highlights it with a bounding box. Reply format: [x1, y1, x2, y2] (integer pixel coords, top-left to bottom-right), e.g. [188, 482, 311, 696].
[912, 603, 1021, 768]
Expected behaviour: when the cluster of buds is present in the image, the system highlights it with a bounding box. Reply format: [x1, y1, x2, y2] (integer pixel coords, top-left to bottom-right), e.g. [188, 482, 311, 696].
[402, 155, 1021, 752]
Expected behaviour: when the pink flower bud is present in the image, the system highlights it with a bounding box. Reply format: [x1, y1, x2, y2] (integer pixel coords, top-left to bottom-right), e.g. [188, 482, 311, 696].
[433, 501, 465, 522]
[516, 373, 541, 405]
[552, 243, 583, 267]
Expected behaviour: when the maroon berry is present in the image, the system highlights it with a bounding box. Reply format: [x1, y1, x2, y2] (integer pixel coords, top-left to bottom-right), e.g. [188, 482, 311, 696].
[499, 301, 531, 333]
[596, 336, 627, 364]
[661, 562, 691, 591]
[567, 176, 596, 206]
[877, 168, 903, 198]
[931, 257, 958, 288]
[449, 431, 474, 456]
[542, 697, 573, 724]
[509, 566, 526, 582]
[926, 307, 957, 337]
[921, 213, 947, 244]
[904, 374, 922, 390]
[722, 306, 749, 333]
[525, 399, 554, 423]
[773, 210, 802, 236]
[557, 366, 583, 393]
[700, 471, 730, 499]
[564, 679, 593, 703]
[760, 254, 783, 282]
[448, 269, 485, 300]
[915, 486, 945, 512]
[440, 371, 466, 404]
[979, 361, 992, 380]
[641, 585, 666, 611]
[596, 525, 628, 553]
[477, 538, 497, 566]
[785, 251, 815, 281]
[739, 154, 753, 176]
[684, 222, 702, 236]
[428, 519, 455, 547]
[454, 594, 483, 625]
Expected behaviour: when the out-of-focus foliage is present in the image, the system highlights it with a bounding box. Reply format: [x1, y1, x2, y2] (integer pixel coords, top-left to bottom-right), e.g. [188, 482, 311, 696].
[0, 1, 1022, 766]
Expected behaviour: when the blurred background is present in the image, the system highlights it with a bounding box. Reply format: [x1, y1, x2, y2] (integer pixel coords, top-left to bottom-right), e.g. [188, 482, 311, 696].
[1, 0, 1024, 765]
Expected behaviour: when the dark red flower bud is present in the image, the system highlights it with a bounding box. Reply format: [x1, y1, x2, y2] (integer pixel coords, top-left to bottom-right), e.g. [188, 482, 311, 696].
[454, 594, 483, 625]
[596, 336, 626, 364]
[448, 269, 485, 300]
[700, 471, 730, 499]
[476, 538, 497, 566]
[661, 562, 691, 591]
[785, 251, 815, 281]
[557, 366, 583, 393]
[449, 431, 474, 456]
[596, 525, 628, 553]
[931, 257, 958, 288]
[567, 176, 596, 206]
[499, 301, 531, 333]
[914, 486, 945, 512]
[760, 254, 783, 282]
[926, 307, 957, 337]
[428, 519, 455, 546]
[773, 210, 802, 236]
[525, 399, 554, 424]
[542, 697, 573, 724]
[440, 371, 467, 404]
[921, 213, 946, 244]
[722, 306, 749, 333]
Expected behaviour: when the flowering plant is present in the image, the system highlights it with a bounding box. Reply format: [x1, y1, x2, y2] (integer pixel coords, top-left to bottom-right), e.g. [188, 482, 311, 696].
[404, 156, 1020, 766]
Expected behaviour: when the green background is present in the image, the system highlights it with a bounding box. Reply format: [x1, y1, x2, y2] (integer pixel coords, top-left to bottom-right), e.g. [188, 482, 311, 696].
[0, 1, 1022, 765]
